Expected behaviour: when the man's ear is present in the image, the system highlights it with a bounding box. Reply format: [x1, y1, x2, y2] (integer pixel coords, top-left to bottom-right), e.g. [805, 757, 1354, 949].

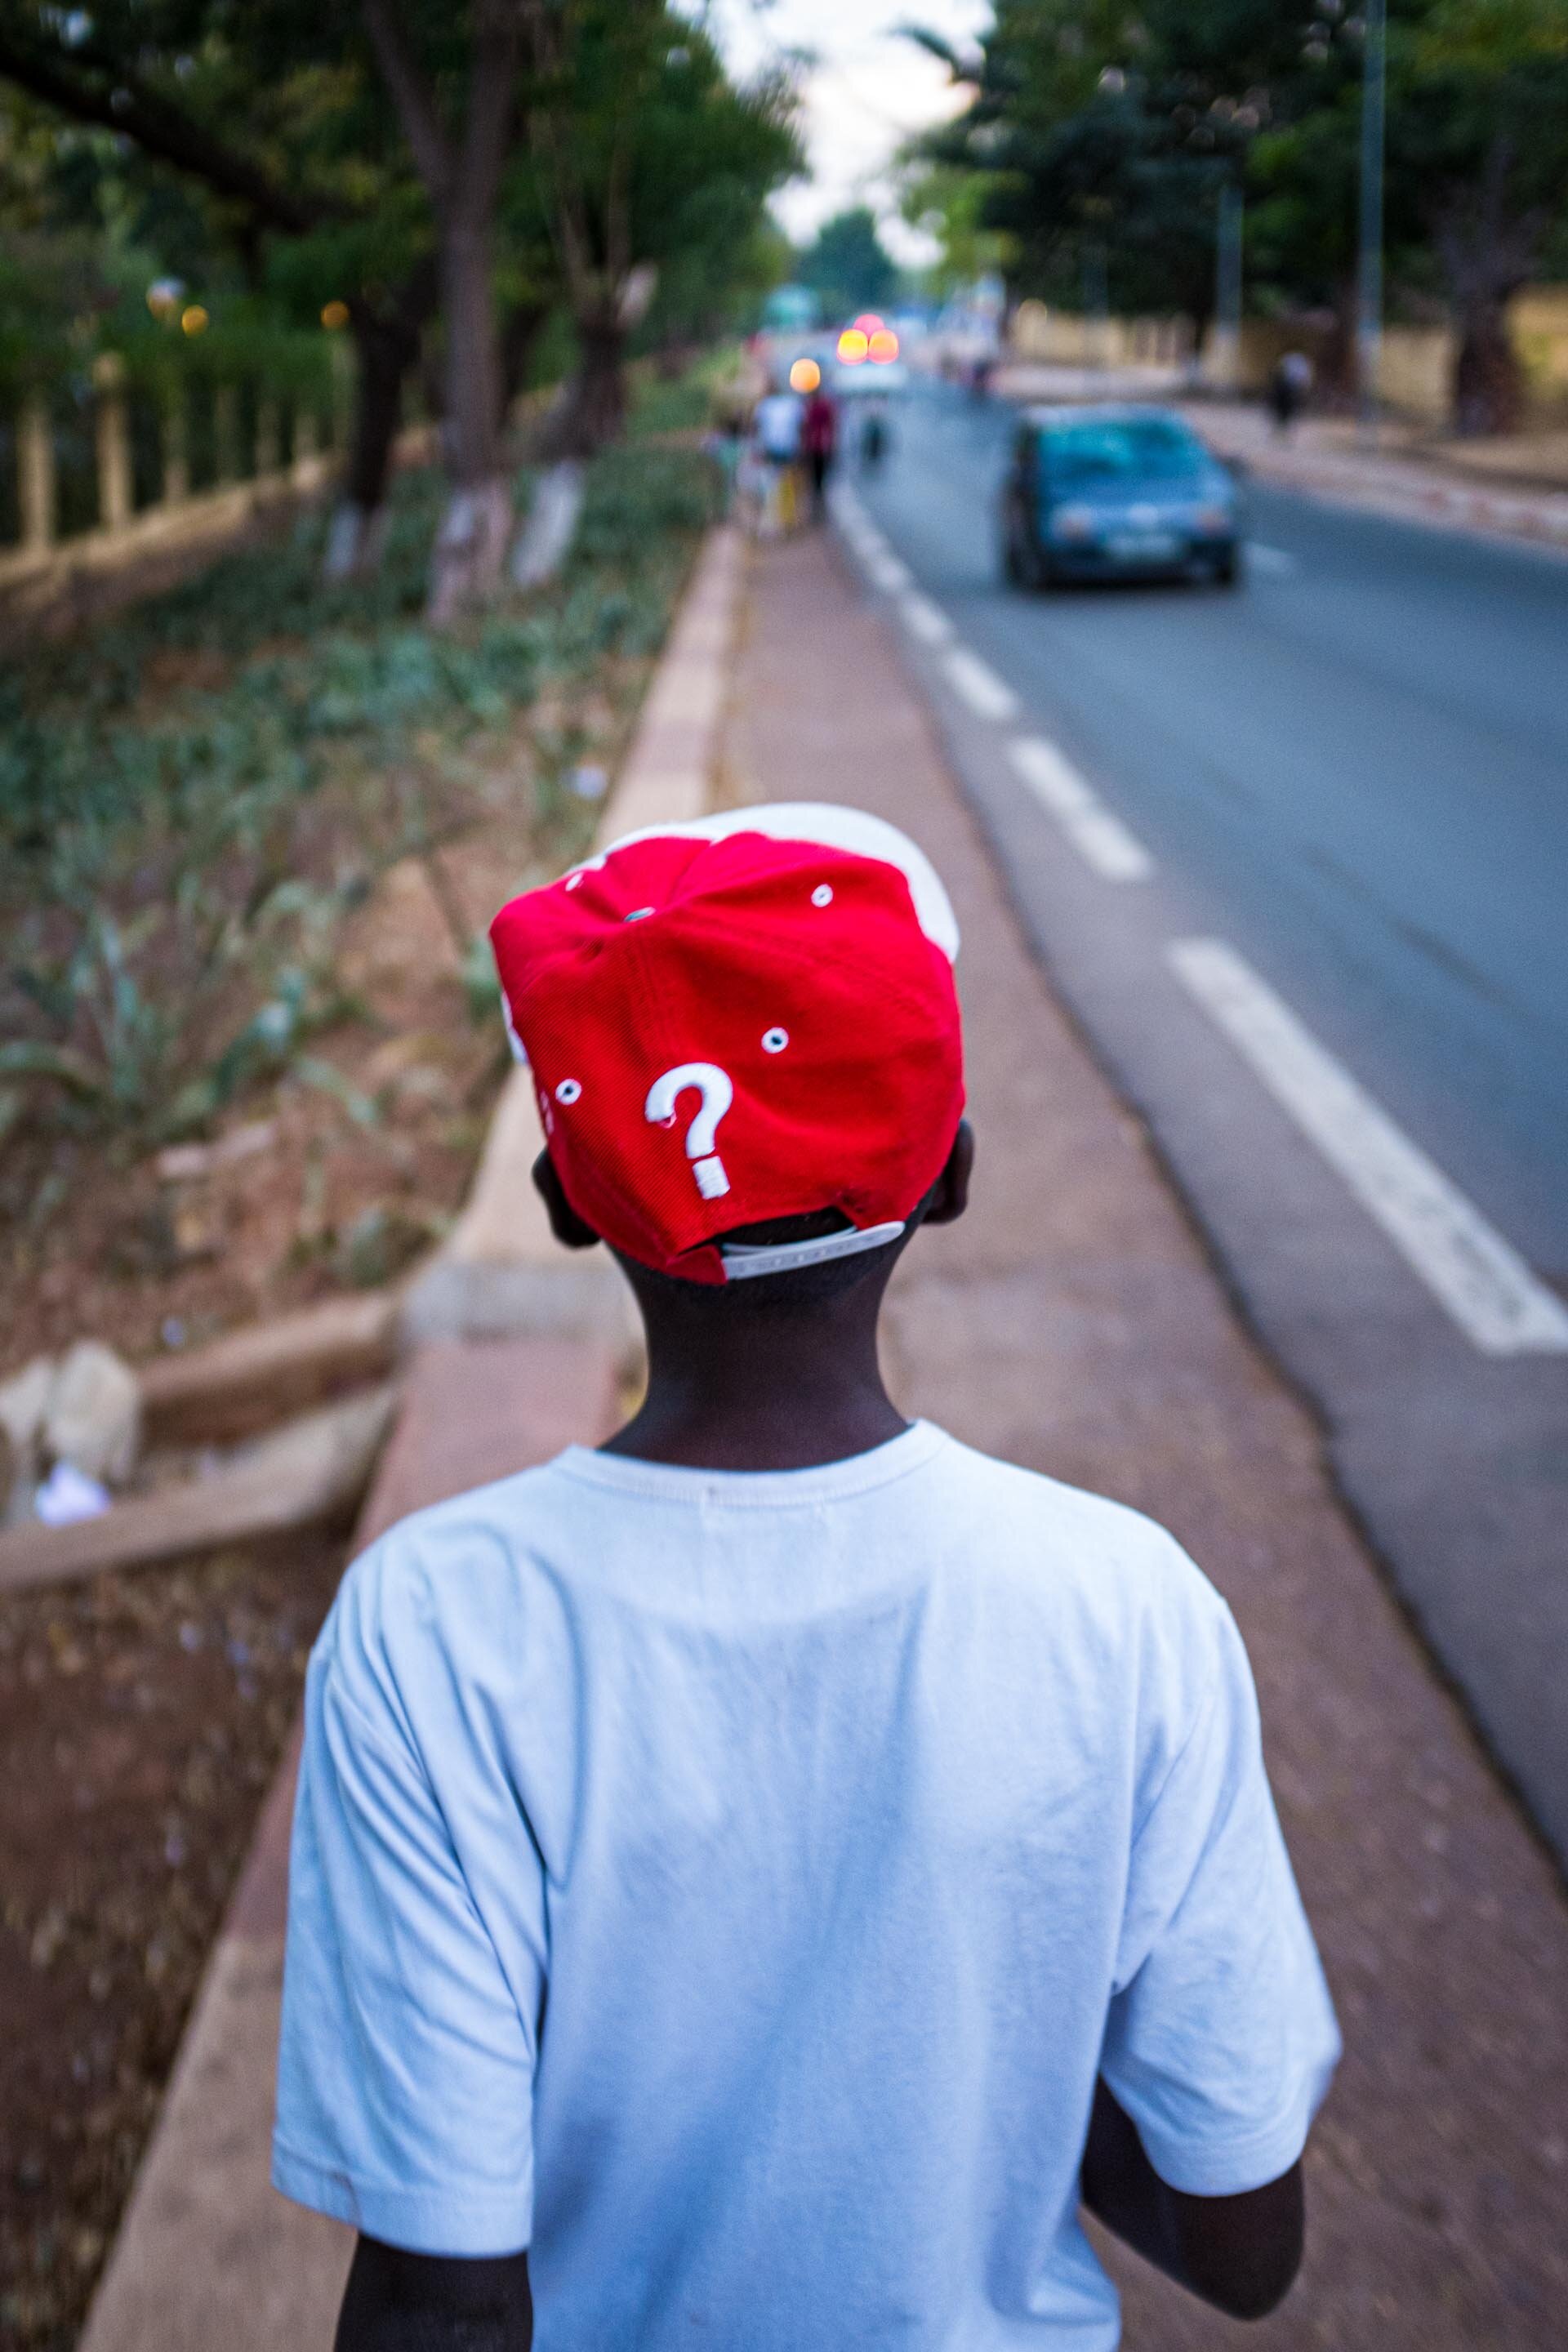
[922, 1119, 973, 1227]
[532, 1149, 602, 1251]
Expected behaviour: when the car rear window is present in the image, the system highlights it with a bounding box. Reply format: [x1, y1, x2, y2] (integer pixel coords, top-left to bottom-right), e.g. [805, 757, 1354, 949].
[1043, 418, 1205, 484]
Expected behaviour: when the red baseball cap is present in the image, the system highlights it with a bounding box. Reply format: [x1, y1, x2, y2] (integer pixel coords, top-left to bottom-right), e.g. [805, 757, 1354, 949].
[489, 804, 964, 1285]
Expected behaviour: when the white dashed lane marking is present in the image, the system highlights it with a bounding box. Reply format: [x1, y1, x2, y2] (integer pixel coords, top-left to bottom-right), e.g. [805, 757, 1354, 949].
[943, 646, 1020, 723]
[1168, 938, 1568, 1356]
[1008, 737, 1155, 883]
[865, 550, 913, 594]
[897, 591, 954, 646]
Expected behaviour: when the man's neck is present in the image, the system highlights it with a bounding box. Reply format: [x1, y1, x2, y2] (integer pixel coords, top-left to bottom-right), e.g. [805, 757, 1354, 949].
[601, 1294, 907, 1472]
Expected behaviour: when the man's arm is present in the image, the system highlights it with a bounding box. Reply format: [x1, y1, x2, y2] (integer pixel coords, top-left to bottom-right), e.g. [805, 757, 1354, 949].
[335, 2238, 532, 2352]
[1081, 2079, 1304, 2322]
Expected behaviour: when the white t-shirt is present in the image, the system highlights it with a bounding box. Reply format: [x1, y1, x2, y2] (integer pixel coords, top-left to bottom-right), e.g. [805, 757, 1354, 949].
[753, 390, 803, 460]
[274, 1423, 1338, 2350]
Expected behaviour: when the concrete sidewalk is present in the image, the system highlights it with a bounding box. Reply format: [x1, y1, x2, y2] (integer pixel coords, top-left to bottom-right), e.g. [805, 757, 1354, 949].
[82, 515, 1568, 2350]
[728, 526, 1568, 2347]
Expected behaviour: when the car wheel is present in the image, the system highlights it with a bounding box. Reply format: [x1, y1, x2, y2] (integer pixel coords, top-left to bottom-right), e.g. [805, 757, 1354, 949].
[1212, 548, 1241, 587]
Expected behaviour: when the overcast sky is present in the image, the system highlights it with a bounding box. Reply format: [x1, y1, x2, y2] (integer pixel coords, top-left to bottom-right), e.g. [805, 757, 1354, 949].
[694, 0, 991, 263]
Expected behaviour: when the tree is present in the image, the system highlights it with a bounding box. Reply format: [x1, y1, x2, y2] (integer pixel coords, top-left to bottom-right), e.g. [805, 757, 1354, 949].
[359, 0, 521, 617]
[1400, 0, 1568, 431]
[918, 0, 1568, 434]
[898, 163, 1013, 300]
[797, 207, 901, 322]
[516, 2, 799, 453]
[0, 0, 437, 573]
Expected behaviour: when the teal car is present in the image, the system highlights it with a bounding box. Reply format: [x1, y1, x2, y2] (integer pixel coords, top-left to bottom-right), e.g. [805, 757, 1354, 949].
[1000, 406, 1243, 589]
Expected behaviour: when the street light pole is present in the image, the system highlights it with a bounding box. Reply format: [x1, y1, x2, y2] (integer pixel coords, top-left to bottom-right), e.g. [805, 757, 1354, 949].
[1215, 180, 1244, 392]
[1357, 0, 1387, 442]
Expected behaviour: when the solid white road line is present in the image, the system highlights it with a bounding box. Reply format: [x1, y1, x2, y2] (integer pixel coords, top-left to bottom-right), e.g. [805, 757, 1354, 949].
[1168, 938, 1568, 1356]
[898, 590, 954, 646]
[1008, 737, 1155, 882]
[943, 646, 1021, 723]
[1245, 542, 1298, 577]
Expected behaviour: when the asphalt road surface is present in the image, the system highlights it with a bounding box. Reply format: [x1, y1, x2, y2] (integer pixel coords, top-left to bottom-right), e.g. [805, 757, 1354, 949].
[834, 382, 1568, 1862]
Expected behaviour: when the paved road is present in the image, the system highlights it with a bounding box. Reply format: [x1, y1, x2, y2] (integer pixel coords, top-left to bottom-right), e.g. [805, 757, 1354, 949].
[837, 384, 1568, 1860]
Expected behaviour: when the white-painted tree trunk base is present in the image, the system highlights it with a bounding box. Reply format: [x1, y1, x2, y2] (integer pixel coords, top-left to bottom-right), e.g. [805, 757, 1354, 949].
[510, 459, 585, 590]
[427, 477, 514, 624]
[320, 501, 390, 584]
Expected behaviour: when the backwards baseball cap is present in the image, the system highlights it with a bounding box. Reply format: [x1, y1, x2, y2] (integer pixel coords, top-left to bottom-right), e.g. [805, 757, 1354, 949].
[488, 804, 964, 1285]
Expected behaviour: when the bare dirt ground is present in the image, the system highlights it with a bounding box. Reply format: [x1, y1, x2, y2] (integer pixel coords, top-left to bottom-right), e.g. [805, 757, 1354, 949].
[0, 1527, 345, 2351]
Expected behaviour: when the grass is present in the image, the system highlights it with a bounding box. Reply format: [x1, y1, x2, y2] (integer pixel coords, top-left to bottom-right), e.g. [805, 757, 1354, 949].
[0, 432, 717, 1162]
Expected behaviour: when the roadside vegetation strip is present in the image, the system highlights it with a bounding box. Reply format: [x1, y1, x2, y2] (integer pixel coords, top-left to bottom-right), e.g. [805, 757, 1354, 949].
[0, 405, 721, 1392]
[1168, 938, 1568, 1356]
[1007, 737, 1156, 884]
[0, 436, 717, 1165]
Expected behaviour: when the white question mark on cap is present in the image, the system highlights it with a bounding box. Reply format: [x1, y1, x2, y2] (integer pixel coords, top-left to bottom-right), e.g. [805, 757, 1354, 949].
[645, 1062, 734, 1200]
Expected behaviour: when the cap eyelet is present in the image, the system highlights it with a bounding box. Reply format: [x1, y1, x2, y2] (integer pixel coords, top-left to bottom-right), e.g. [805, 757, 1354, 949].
[811, 884, 834, 907]
[555, 1078, 582, 1104]
[761, 1027, 789, 1054]
[564, 871, 584, 891]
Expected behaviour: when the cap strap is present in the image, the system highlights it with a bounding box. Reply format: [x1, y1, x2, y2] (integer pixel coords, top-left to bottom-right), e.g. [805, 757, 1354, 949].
[718, 1220, 907, 1282]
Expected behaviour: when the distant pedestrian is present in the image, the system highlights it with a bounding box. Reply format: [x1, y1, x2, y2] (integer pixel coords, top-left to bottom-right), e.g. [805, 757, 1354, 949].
[800, 381, 838, 515]
[859, 394, 890, 471]
[1269, 350, 1313, 436]
[275, 804, 1340, 2352]
[703, 407, 746, 516]
[751, 380, 804, 536]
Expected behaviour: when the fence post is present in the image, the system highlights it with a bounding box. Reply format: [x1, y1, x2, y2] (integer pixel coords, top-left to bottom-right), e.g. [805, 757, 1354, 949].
[92, 352, 133, 532]
[18, 391, 56, 553]
[162, 387, 189, 504]
[214, 384, 240, 485]
[294, 406, 319, 467]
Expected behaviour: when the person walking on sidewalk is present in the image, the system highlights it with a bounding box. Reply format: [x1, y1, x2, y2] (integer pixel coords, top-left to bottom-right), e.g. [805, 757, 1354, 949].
[751, 378, 804, 536]
[1269, 350, 1313, 436]
[801, 378, 838, 516]
[274, 805, 1339, 2352]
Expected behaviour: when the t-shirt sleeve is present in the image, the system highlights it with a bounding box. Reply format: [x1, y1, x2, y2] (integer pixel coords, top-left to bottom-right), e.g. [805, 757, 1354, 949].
[271, 1610, 543, 2256]
[1099, 1594, 1340, 2197]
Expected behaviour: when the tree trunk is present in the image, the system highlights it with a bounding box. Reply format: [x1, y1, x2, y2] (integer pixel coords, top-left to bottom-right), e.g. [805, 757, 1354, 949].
[1451, 294, 1525, 438]
[559, 311, 628, 457]
[322, 311, 413, 583]
[427, 213, 511, 624]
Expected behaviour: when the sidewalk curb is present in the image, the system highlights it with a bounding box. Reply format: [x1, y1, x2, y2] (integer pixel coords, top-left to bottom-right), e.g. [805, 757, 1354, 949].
[399, 523, 745, 1352]
[74, 522, 742, 2352]
[76, 1341, 621, 2352]
[1227, 439, 1568, 551]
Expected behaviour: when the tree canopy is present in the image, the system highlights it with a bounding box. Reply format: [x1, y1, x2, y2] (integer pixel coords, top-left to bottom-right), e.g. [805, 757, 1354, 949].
[796, 206, 902, 321]
[912, 0, 1568, 430]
